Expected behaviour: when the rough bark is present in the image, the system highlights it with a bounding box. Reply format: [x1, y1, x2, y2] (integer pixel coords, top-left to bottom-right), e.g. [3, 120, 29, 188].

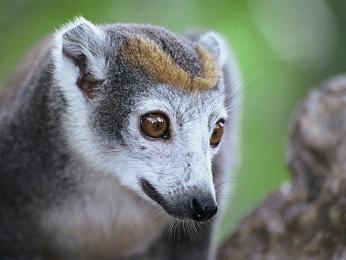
[217, 75, 346, 260]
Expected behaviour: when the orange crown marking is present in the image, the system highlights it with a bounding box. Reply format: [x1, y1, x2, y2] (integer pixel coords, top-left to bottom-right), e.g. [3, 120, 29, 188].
[121, 36, 219, 91]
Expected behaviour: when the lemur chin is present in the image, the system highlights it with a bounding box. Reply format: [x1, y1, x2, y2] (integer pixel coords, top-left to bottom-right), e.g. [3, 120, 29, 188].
[0, 17, 242, 260]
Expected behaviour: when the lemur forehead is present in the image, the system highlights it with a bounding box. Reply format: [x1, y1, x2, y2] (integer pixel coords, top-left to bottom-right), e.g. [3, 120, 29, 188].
[121, 36, 219, 91]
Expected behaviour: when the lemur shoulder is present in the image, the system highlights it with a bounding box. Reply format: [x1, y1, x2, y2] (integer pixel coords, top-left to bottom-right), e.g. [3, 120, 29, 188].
[0, 17, 242, 260]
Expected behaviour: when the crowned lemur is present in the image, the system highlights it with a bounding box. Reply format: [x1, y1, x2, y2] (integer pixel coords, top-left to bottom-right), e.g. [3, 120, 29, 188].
[0, 17, 241, 260]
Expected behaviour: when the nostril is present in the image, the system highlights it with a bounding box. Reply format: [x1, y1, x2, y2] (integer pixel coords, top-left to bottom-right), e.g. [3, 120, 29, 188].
[192, 198, 202, 213]
[192, 198, 218, 222]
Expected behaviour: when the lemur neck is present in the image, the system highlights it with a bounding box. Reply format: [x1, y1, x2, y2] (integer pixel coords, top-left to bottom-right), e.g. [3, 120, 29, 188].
[0, 54, 74, 207]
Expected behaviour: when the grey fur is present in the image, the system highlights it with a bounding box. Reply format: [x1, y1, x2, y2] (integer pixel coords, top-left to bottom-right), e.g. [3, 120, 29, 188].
[0, 18, 241, 260]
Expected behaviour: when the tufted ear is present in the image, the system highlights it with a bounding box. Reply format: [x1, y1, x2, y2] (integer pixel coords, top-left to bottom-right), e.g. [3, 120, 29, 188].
[52, 17, 109, 99]
[197, 31, 242, 127]
[197, 31, 230, 68]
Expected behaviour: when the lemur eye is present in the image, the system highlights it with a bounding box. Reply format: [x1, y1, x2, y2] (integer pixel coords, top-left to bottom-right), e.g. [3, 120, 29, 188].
[210, 120, 224, 147]
[140, 113, 170, 139]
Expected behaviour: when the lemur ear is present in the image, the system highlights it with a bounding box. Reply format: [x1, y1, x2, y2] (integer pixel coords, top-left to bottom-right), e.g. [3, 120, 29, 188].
[53, 17, 109, 99]
[197, 32, 229, 68]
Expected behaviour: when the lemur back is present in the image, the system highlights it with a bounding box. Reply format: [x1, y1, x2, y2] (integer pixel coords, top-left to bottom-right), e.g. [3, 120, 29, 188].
[0, 17, 241, 260]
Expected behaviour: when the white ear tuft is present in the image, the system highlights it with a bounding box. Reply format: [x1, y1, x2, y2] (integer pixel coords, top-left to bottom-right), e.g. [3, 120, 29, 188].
[198, 32, 229, 67]
[52, 17, 109, 98]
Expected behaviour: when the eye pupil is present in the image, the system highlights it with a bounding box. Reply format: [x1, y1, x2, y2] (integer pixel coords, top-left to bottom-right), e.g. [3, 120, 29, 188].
[140, 113, 169, 139]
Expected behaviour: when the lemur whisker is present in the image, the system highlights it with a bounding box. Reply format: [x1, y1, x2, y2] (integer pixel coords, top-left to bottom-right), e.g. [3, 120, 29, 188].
[215, 180, 235, 190]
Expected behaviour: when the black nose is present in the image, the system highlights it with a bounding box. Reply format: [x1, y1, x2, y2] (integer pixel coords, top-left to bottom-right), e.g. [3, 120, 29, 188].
[191, 198, 218, 222]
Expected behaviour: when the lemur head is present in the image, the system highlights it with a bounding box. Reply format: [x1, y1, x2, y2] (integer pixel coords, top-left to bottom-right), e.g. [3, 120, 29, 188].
[53, 17, 232, 222]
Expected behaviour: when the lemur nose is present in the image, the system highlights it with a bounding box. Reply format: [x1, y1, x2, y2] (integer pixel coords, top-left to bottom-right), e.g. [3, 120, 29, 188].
[191, 198, 218, 222]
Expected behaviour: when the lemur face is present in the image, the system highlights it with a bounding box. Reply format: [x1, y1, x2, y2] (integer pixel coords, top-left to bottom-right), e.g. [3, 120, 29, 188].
[53, 17, 230, 222]
[116, 86, 227, 221]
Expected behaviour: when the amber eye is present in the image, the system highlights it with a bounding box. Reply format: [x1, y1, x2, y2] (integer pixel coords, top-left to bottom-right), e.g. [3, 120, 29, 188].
[140, 113, 170, 139]
[210, 120, 224, 147]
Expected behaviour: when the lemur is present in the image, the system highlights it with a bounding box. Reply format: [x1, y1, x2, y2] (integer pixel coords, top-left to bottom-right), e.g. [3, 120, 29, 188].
[0, 17, 241, 260]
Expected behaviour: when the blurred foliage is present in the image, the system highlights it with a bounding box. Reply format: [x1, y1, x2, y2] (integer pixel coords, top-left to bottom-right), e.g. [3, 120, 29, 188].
[0, 0, 345, 241]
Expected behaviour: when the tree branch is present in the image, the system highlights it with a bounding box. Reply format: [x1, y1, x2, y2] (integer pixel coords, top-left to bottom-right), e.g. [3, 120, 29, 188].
[217, 75, 346, 259]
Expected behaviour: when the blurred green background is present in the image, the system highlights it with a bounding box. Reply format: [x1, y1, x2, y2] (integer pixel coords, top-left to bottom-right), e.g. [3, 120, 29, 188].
[1, 0, 345, 241]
